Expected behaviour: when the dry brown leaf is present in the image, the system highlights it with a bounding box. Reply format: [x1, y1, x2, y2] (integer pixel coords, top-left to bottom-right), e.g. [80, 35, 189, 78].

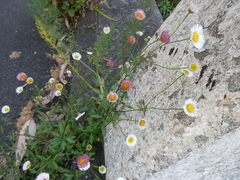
[17, 101, 34, 129]
[9, 51, 22, 59]
[15, 119, 36, 166]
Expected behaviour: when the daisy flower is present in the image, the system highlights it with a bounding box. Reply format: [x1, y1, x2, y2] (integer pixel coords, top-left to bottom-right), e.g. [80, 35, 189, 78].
[72, 52, 82, 60]
[55, 90, 62, 96]
[75, 112, 85, 121]
[107, 59, 114, 67]
[189, 2, 198, 13]
[86, 144, 92, 151]
[16, 86, 23, 94]
[55, 83, 63, 90]
[63, 80, 67, 84]
[35, 172, 49, 180]
[49, 78, 55, 83]
[180, 67, 193, 77]
[106, 92, 118, 103]
[66, 70, 72, 77]
[124, 61, 130, 68]
[190, 24, 205, 49]
[126, 134, 137, 147]
[128, 35, 136, 44]
[160, 31, 170, 43]
[183, 99, 198, 117]
[22, 160, 31, 171]
[77, 155, 90, 171]
[188, 62, 201, 73]
[136, 31, 143, 36]
[117, 177, 126, 180]
[138, 119, 147, 130]
[26, 77, 34, 84]
[134, 9, 146, 20]
[120, 79, 132, 90]
[99, 165, 107, 174]
[1, 105, 10, 114]
[103, 26, 110, 34]
[16, 72, 27, 81]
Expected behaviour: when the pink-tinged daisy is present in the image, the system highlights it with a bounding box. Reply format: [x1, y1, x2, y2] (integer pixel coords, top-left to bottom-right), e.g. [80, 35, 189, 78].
[106, 92, 118, 103]
[120, 79, 132, 90]
[16, 86, 23, 94]
[183, 99, 198, 117]
[190, 24, 205, 49]
[189, 2, 199, 13]
[1, 105, 10, 114]
[134, 9, 146, 20]
[188, 62, 201, 73]
[128, 35, 136, 44]
[35, 172, 49, 180]
[77, 155, 90, 171]
[103, 26, 110, 34]
[55, 83, 63, 90]
[126, 134, 137, 147]
[16, 72, 27, 81]
[26, 77, 34, 84]
[99, 165, 107, 174]
[160, 31, 170, 43]
[22, 160, 31, 170]
[107, 59, 114, 67]
[72, 52, 82, 60]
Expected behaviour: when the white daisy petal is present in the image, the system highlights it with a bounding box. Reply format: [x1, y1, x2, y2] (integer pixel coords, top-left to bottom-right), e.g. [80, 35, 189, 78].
[72, 52, 82, 60]
[16, 86, 24, 94]
[183, 99, 198, 117]
[138, 119, 148, 130]
[126, 134, 137, 147]
[1, 105, 10, 114]
[190, 24, 205, 49]
[181, 67, 194, 77]
[22, 160, 31, 170]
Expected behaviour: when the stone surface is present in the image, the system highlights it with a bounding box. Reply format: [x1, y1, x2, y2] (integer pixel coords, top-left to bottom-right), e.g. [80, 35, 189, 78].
[73, 0, 162, 179]
[104, 0, 240, 179]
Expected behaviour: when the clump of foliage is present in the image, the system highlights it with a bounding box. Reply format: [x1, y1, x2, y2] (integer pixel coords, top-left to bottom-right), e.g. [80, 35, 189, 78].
[155, 0, 181, 20]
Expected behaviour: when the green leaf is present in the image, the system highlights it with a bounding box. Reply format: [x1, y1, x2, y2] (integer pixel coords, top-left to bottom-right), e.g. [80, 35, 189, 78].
[90, 114, 102, 119]
[62, 4, 69, 11]
[52, 160, 58, 169]
[68, 9, 75, 17]
[0, 126, 4, 133]
[93, 6, 116, 21]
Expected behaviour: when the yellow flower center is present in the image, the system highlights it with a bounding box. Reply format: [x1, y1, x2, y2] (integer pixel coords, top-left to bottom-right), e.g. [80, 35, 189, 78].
[109, 94, 117, 101]
[99, 166, 105, 172]
[26, 164, 31, 168]
[182, 69, 189, 75]
[20, 75, 26, 80]
[27, 78, 33, 84]
[128, 137, 134, 143]
[43, 179, 46, 180]
[56, 84, 63, 90]
[136, 13, 143, 19]
[186, 104, 195, 113]
[190, 64, 197, 71]
[139, 120, 146, 126]
[74, 55, 79, 59]
[79, 158, 86, 164]
[192, 32, 199, 42]
[4, 108, 9, 112]
[128, 38, 134, 43]
[121, 82, 130, 89]
[18, 89, 23, 92]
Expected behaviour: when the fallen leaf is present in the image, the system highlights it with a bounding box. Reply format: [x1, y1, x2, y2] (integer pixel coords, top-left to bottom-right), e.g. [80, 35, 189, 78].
[9, 51, 22, 59]
[35, 89, 57, 105]
[60, 62, 67, 84]
[15, 119, 36, 166]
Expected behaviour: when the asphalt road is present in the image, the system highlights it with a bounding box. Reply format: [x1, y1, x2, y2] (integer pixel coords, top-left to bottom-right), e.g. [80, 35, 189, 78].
[0, 0, 56, 146]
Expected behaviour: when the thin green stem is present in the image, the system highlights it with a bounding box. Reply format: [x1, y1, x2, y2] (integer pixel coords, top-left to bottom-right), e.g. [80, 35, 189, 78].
[116, 107, 183, 113]
[170, 12, 190, 37]
[146, 74, 184, 106]
[148, 38, 190, 57]
[90, 168, 101, 180]
[146, 60, 187, 70]
[117, 123, 127, 137]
